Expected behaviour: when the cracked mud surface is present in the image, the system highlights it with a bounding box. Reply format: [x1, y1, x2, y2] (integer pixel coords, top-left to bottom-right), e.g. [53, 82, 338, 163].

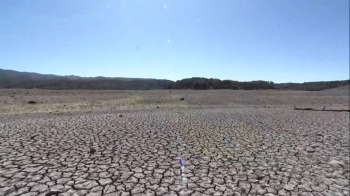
[1, 106, 349, 196]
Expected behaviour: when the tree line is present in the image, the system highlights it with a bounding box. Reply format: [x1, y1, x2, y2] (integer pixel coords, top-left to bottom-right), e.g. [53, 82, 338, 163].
[170, 78, 274, 90]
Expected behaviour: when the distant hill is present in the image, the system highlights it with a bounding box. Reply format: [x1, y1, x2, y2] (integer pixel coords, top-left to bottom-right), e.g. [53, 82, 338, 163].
[317, 85, 350, 96]
[0, 69, 158, 81]
[0, 69, 348, 91]
[273, 80, 350, 91]
[0, 69, 172, 90]
[0, 68, 59, 80]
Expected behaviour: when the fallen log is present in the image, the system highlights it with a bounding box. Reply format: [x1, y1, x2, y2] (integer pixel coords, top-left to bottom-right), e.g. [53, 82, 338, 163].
[294, 105, 350, 112]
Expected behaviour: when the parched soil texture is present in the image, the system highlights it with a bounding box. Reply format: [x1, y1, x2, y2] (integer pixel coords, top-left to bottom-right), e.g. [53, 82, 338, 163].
[0, 89, 349, 196]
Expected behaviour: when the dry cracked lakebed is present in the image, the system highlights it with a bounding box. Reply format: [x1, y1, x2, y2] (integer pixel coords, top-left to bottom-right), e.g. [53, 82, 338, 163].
[0, 107, 349, 196]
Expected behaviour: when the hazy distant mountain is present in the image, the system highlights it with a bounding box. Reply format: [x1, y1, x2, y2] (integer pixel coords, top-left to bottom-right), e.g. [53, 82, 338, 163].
[0, 69, 173, 90]
[0, 68, 348, 90]
[0, 69, 158, 81]
[0, 68, 60, 80]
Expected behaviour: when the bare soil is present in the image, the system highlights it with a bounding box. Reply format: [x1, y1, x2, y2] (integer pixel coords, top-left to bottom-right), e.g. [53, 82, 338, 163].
[0, 89, 349, 195]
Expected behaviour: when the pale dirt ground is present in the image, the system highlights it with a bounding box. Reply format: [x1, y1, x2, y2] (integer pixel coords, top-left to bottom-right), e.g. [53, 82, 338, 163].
[0, 88, 348, 115]
[0, 87, 349, 196]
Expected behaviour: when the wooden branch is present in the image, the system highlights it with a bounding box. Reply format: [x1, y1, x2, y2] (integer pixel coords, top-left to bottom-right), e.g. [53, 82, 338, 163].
[294, 105, 350, 112]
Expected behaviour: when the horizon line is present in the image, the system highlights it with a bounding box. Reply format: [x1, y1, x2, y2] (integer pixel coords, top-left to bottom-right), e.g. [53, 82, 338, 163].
[1, 68, 349, 84]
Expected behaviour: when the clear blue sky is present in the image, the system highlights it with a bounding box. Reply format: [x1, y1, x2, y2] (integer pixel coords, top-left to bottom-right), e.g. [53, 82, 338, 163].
[1, 0, 349, 83]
